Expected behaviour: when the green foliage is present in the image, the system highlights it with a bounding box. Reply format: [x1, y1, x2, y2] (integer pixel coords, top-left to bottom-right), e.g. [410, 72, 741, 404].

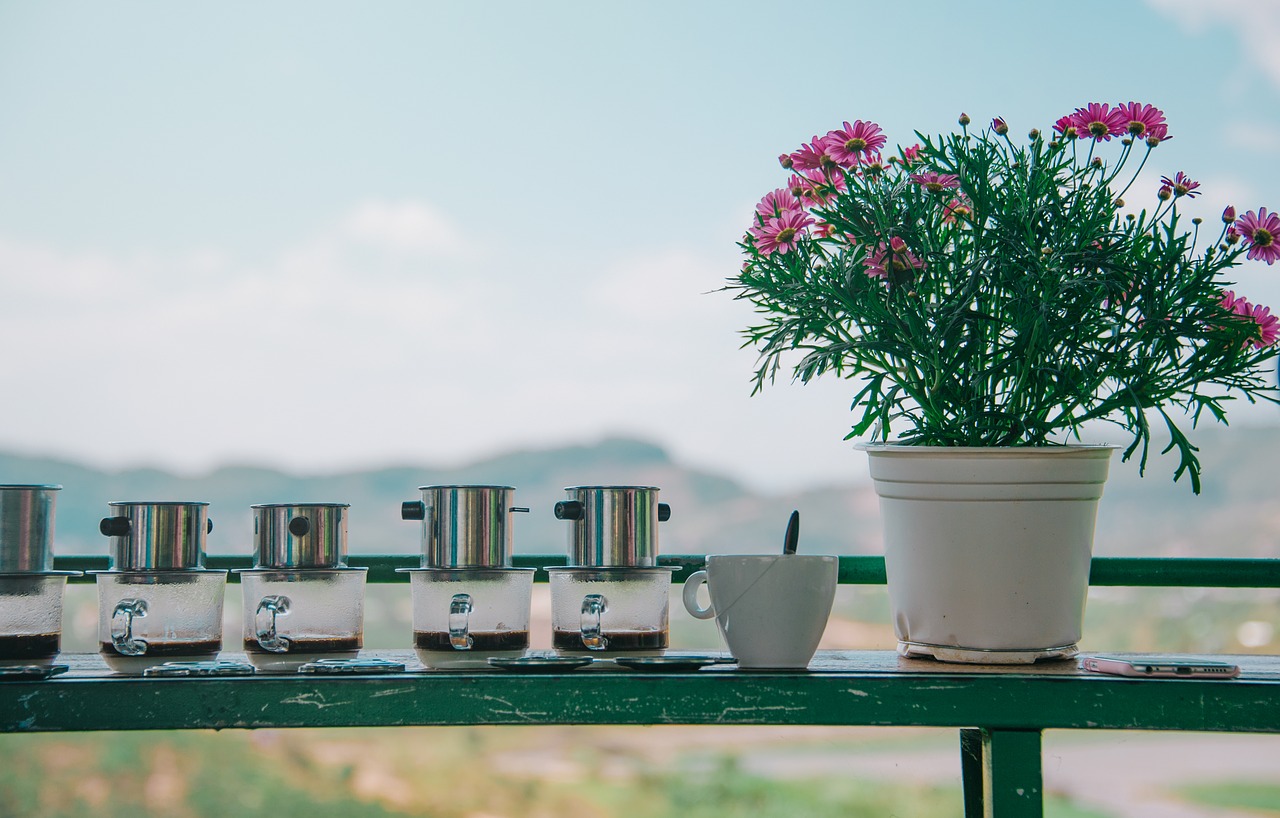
[1179, 781, 1280, 813]
[731, 116, 1279, 492]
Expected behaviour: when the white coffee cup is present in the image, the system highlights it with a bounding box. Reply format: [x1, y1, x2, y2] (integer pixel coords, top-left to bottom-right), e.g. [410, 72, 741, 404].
[682, 555, 838, 669]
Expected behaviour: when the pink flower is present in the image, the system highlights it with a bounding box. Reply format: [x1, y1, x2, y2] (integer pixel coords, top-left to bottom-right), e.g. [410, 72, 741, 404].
[755, 188, 803, 220]
[790, 169, 847, 207]
[1117, 102, 1167, 139]
[749, 210, 815, 256]
[1072, 103, 1127, 142]
[1236, 208, 1280, 264]
[1222, 290, 1280, 348]
[910, 171, 960, 193]
[900, 143, 922, 165]
[787, 137, 839, 173]
[943, 195, 974, 224]
[864, 238, 925, 280]
[824, 120, 887, 168]
[1160, 172, 1200, 198]
[1053, 115, 1079, 139]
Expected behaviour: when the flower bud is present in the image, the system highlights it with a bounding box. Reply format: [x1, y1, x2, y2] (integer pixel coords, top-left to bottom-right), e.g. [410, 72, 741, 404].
[1146, 135, 1161, 148]
[1192, 217, 1203, 225]
[1115, 198, 1125, 208]
[1158, 186, 1172, 201]
[991, 116, 1008, 135]
[1222, 206, 1236, 224]
[1126, 213, 1136, 222]
[958, 112, 971, 126]
[778, 153, 794, 170]
[1227, 227, 1240, 245]
[1028, 128, 1040, 140]
[889, 236, 908, 254]
[1091, 157, 1103, 168]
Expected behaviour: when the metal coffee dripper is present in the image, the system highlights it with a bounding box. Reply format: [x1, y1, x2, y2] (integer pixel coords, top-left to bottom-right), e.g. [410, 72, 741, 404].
[94, 501, 227, 674]
[0, 485, 79, 667]
[400, 485, 534, 669]
[236, 503, 367, 673]
[548, 486, 675, 654]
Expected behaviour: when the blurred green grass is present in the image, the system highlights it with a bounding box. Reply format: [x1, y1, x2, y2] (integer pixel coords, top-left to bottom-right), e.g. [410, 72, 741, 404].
[0, 729, 1113, 818]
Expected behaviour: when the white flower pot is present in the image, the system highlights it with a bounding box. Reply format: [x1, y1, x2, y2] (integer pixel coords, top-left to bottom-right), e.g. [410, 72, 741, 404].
[861, 445, 1115, 664]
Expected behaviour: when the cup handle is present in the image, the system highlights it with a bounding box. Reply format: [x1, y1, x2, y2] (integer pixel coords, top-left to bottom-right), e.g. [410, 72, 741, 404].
[682, 570, 716, 620]
[580, 593, 609, 650]
[449, 593, 474, 650]
[255, 594, 292, 653]
[110, 598, 150, 655]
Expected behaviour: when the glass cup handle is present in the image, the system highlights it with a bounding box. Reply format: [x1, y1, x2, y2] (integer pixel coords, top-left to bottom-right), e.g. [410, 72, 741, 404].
[255, 594, 292, 654]
[580, 593, 609, 650]
[449, 593, 474, 650]
[682, 570, 716, 620]
[110, 598, 150, 656]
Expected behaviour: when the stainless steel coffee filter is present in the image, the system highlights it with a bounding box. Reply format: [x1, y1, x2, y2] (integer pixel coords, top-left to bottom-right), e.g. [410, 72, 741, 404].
[401, 486, 527, 568]
[252, 503, 350, 569]
[99, 502, 211, 571]
[555, 486, 670, 568]
[0, 485, 60, 574]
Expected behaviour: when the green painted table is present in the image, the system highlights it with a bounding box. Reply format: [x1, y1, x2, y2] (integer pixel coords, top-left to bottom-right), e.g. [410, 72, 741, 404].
[9, 554, 1279, 817]
[4, 650, 1278, 817]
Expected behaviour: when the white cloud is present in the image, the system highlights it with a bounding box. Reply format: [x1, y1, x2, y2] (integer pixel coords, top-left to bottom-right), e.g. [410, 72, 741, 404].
[1148, 0, 1280, 89]
[339, 200, 467, 256]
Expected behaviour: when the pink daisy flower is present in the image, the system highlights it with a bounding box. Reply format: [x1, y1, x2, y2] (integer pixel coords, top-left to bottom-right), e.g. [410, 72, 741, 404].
[755, 188, 803, 220]
[900, 143, 922, 165]
[1236, 208, 1280, 264]
[864, 238, 925, 280]
[788, 137, 839, 173]
[910, 171, 960, 193]
[1053, 114, 1079, 139]
[824, 120, 887, 168]
[790, 169, 848, 207]
[1222, 290, 1280, 348]
[1117, 102, 1167, 139]
[1072, 103, 1127, 142]
[1160, 172, 1200, 198]
[943, 195, 974, 224]
[749, 210, 815, 256]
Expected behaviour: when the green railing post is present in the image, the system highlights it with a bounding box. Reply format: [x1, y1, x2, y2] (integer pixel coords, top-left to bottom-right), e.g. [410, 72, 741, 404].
[979, 728, 1044, 817]
[960, 728, 985, 817]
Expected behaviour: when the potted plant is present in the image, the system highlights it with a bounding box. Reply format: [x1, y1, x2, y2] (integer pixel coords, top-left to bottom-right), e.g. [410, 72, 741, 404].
[727, 102, 1280, 662]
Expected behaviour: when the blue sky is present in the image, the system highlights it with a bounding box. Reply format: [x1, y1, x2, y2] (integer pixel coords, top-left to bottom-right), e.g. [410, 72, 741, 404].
[1, 0, 1278, 490]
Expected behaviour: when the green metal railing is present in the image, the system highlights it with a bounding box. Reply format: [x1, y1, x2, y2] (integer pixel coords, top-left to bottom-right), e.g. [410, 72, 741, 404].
[54, 554, 1280, 587]
[20, 553, 1280, 818]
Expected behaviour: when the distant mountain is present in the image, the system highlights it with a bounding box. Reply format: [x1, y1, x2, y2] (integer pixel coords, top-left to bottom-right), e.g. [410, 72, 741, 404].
[2, 429, 1278, 560]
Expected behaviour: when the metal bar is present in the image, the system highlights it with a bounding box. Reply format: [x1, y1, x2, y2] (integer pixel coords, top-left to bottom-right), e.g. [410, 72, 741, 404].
[960, 728, 985, 817]
[5, 655, 1280, 733]
[53, 554, 1280, 587]
[982, 729, 1044, 818]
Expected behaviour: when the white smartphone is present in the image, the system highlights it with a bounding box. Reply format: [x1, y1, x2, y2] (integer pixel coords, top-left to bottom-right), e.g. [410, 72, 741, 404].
[1081, 656, 1240, 679]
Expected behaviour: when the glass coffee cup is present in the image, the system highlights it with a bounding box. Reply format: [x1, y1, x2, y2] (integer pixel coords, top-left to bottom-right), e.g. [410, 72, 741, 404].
[548, 567, 675, 654]
[96, 570, 227, 673]
[0, 485, 78, 666]
[237, 503, 367, 672]
[404, 568, 534, 669]
[94, 501, 227, 674]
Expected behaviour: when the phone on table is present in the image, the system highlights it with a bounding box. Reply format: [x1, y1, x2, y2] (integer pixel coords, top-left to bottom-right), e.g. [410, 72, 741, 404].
[1081, 656, 1240, 679]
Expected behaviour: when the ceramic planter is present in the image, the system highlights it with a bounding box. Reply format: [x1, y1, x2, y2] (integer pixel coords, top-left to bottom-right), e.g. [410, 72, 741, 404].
[861, 444, 1115, 664]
